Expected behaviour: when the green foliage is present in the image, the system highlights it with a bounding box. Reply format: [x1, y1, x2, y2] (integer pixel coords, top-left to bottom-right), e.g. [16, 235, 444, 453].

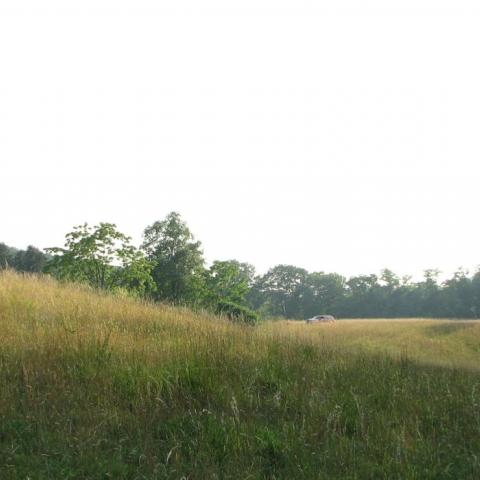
[250, 265, 308, 318]
[215, 299, 259, 325]
[199, 260, 258, 322]
[300, 272, 346, 319]
[250, 265, 480, 319]
[0, 243, 48, 272]
[0, 242, 15, 269]
[203, 260, 255, 306]
[142, 212, 205, 304]
[45, 223, 154, 296]
[14, 245, 49, 273]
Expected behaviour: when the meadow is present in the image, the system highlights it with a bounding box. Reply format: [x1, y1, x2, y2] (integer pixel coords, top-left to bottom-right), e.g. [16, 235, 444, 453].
[1, 271, 480, 479]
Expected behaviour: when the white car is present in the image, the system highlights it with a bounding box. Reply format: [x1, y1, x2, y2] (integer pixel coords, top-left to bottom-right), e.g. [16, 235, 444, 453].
[305, 314, 335, 324]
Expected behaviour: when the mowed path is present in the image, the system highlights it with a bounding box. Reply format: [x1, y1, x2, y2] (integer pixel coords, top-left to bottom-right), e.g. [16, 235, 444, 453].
[261, 318, 480, 370]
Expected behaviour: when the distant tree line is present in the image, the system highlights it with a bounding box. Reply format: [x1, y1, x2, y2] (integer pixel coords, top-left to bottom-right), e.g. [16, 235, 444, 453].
[0, 243, 50, 273]
[248, 265, 480, 319]
[2, 211, 480, 320]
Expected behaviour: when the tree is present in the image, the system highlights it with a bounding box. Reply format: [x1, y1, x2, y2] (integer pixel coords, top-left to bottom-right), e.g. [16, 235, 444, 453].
[14, 246, 49, 273]
[301, 272, 346, 318]
[342, 274, 382, 317]
[46, 223, 154, 295]
[0, 243, 48, 273]
[416, 269, 442, 317]
[442, 268, 474, 318]
[380, 269, 400, 290]
[471, 268, 480, 318]
[252, 265, 308, 318]
[142, 212, 205, 303]
[0, 243, 14, 269]
[204, 260, 255, 306]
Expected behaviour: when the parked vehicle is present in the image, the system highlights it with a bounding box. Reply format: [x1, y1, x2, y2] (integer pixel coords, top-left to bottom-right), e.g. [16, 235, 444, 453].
[305, 314, 335, 324]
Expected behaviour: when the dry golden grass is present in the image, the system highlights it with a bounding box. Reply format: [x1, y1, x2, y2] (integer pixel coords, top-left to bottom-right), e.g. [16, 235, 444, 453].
[2, 270, 478, 370]
[262, 318, 480, 370]
[0, 270, 242, 361]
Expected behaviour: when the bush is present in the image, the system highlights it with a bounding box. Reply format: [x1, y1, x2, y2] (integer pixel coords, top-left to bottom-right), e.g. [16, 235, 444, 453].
[215, 300, 259, 325]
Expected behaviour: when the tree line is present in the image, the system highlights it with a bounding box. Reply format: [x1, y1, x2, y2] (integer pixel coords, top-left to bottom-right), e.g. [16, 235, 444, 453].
[2, 211, 480, 321]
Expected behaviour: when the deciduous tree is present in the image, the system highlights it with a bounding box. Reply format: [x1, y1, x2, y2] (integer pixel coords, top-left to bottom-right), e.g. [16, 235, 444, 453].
[46, 223, 154, 296]
[142, 212, 204, 303]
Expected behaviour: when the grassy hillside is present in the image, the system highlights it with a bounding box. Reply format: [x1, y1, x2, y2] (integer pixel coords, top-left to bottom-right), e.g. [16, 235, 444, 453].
[1, 272, 480, 479]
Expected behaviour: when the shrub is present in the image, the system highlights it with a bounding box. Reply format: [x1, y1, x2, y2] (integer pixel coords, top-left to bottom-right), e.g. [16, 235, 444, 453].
[215, 299, 259, 325]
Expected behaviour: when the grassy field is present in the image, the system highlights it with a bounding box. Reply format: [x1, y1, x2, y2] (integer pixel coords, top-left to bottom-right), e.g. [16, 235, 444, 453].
[269, 318, 480, 371]
[1, 271, 480, 479]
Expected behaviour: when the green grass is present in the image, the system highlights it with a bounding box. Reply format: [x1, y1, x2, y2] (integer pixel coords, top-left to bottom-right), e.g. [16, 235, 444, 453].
[1, 271, 480, 479]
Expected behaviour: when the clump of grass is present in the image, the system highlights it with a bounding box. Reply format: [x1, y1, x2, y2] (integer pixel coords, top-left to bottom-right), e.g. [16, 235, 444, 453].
[1, 271, 480, 479]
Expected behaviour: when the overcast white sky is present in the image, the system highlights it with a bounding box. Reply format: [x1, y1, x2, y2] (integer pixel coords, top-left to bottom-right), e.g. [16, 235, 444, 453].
[1, 0, 479, 279]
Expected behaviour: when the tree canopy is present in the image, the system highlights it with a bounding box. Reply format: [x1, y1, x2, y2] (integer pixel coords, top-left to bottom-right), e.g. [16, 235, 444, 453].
[45, 223, 154, 296]
[142, 212, 204, 303]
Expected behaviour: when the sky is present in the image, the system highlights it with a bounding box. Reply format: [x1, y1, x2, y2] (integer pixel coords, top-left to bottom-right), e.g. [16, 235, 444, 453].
[1, 0, 479, 280]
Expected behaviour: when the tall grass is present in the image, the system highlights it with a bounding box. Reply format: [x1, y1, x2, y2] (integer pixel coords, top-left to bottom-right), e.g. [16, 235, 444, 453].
[1, 271, 480, 479]
[262, 318, 480, 370]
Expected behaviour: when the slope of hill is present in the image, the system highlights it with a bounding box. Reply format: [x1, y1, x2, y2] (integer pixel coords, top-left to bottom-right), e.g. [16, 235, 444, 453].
[1, 271, 480, 479]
